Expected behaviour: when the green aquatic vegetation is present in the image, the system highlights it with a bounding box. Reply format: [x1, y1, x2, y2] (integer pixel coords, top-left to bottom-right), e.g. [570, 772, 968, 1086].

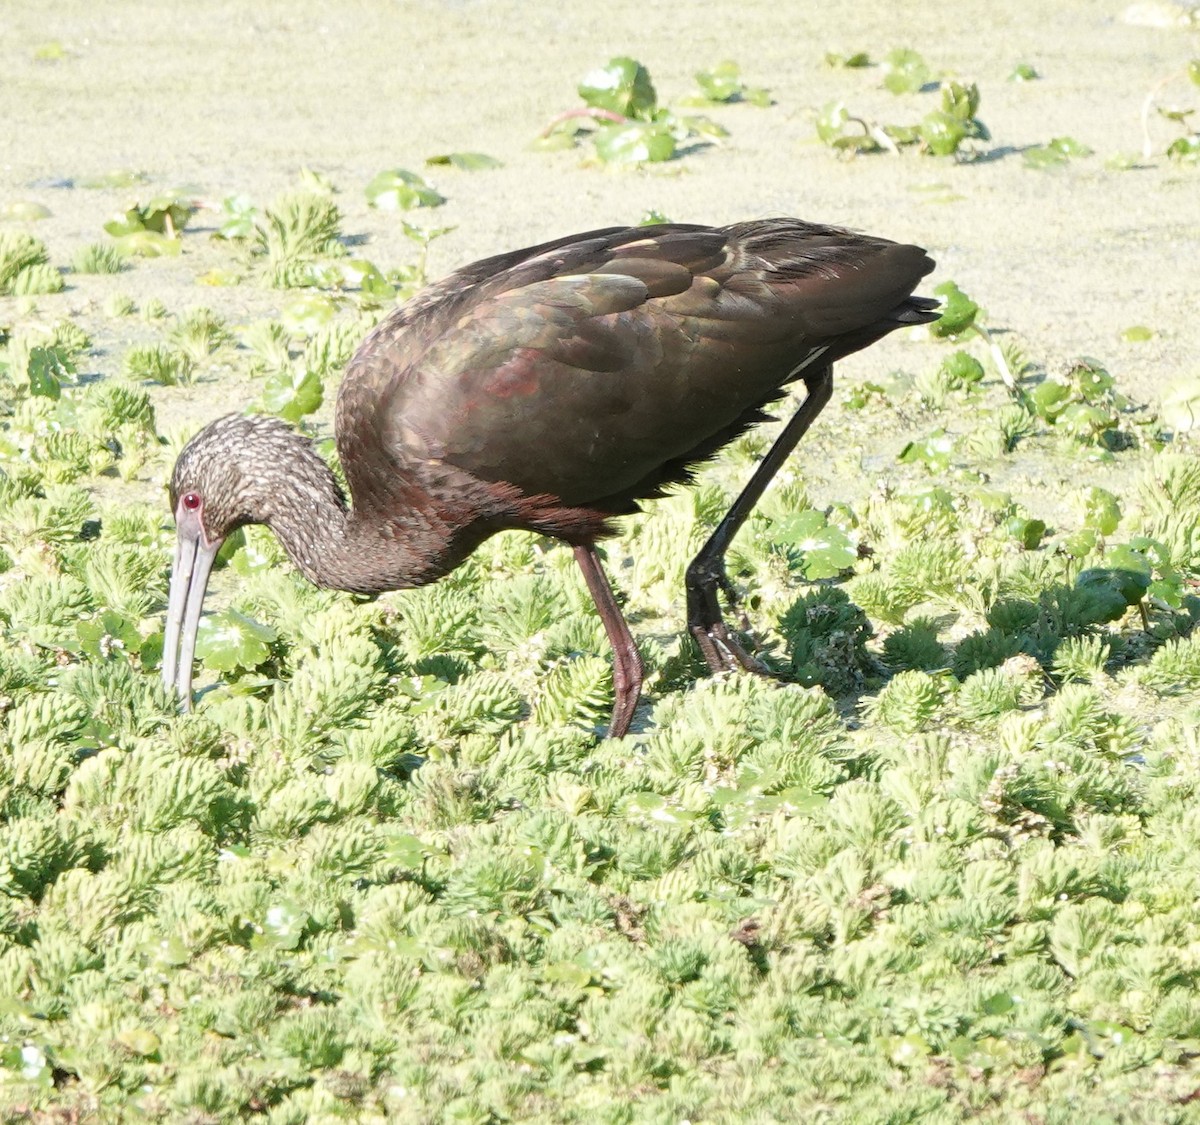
[103, 188, 196, 239]
[253, 191, 346, 288]
[537, 56, 727, 165]
[824, 50, 873, 69]
[0, 200, 51, 221]
[258, 362, 324, 422]
[0, 231, 62, 295]
[241, 318, 292, 374]
[1141, 58, 1200, 160]
[364, 168, 446, 211]
[3, 160, 1200, 1124]
[121, 342, 195, 386]
[881, 48, 935, 94]
[214, 193, 259, 239]
[103, 188, 197, 257]
[682, 60, 771, 107]
[426, 151, 504, 171]
[70, 241, 125, 275]
[816, 80, 988, 158]
[1023, 135, 1094, 170]
[167, 306, 236, 362]
[1026, 358, 1133, 449]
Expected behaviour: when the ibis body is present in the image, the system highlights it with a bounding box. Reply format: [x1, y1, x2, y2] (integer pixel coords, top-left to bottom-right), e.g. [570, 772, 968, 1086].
[165, 219, 937, 736]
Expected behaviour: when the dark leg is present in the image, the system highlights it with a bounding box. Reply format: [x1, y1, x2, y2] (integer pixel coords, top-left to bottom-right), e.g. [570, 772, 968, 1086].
[574, 543, 645, 739]
[687, 366, 834, 672]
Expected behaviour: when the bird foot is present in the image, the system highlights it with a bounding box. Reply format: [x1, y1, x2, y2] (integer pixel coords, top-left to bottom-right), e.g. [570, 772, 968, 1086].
[690, 621, 772, 676]
[686, 558, 771, 676]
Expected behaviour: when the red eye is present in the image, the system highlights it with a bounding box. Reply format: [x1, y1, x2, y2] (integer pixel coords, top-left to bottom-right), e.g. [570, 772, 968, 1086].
[181, 492, 202, 511]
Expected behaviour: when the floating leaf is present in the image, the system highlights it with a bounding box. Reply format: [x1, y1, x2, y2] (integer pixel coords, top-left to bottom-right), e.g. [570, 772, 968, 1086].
[1009, 63, 1039, 82]
[898, 429, 957, 472]
[1160, 375, 1200, 433]
[688, 60, 771, 106]
[941, 350, 985, 387]
[592, 121, 677, 164]
[1120, 325, 1154, 343]
[881, 48, 932, 94]
[773, 510, 857, 579]
[1005, 515, 1046, 549]
[216, 193, 259, 239]
[815, 101, 882, 154]
[425, 151, 503, 171]
[825, 51, 872, 68]
[619, 792, 697, 825]
[109, 230, 182, 257]
[365, 169, 446, 211]
[579, 57, 657, 118]
[929, 280, 979, 339]
[253, 899, 310, 951]
[1, 200, 52, 221]
[1081, 487, 1121, 535]
[261, 365, 323, 422]
[27, 345, 72, 399]
[194, 608, 277, 673]
[1024, 136, 1093, 169]
[280, 293, 337, 336]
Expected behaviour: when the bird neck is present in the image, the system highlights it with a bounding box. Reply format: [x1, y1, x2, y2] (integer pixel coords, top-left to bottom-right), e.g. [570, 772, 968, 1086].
[261, 449, 455, 595]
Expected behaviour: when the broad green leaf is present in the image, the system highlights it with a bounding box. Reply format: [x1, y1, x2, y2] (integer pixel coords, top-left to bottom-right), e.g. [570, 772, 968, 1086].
[825, 51, 872, 68]
[77, 611, 142, 661]
[941, 350, 985, 387]
[898, 428, 957, 471]
[425, 151, 503, 171]
[578, 57, 657, 118]
[195, 608, 277, 673]
[1081, 486, 1121, 535]
[882, 48, 932, 94]
[1, 200, 51, 221]
[1120, 325, 1154, 342]
[1029, 379, 1071, 420]
[261, 364, 323, 422]
[815, 101, 882, 153]
[1166, 136, 1200, 163]
[921, 110, 968, 156]
[216, 193, 258, 239]
[592, 121, 676, 164]
[929, 281, 978, 338]
[1005, 515, 1046, 549]
[619, 792, 697, 824]
[280, 293, 337, 336]
[1160, 375, 1200, 433]
[365, 168, 446, 211]
[253, 899, 310, 951]
[27, 345, 71, 398]
[774, 510, 857, 579]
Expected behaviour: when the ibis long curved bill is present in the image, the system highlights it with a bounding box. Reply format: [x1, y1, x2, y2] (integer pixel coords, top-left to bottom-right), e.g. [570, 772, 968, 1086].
[162, 501, 223, 708]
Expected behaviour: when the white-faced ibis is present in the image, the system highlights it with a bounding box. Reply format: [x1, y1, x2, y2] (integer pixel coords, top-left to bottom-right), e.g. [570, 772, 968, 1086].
[164, 219, 937, 737]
